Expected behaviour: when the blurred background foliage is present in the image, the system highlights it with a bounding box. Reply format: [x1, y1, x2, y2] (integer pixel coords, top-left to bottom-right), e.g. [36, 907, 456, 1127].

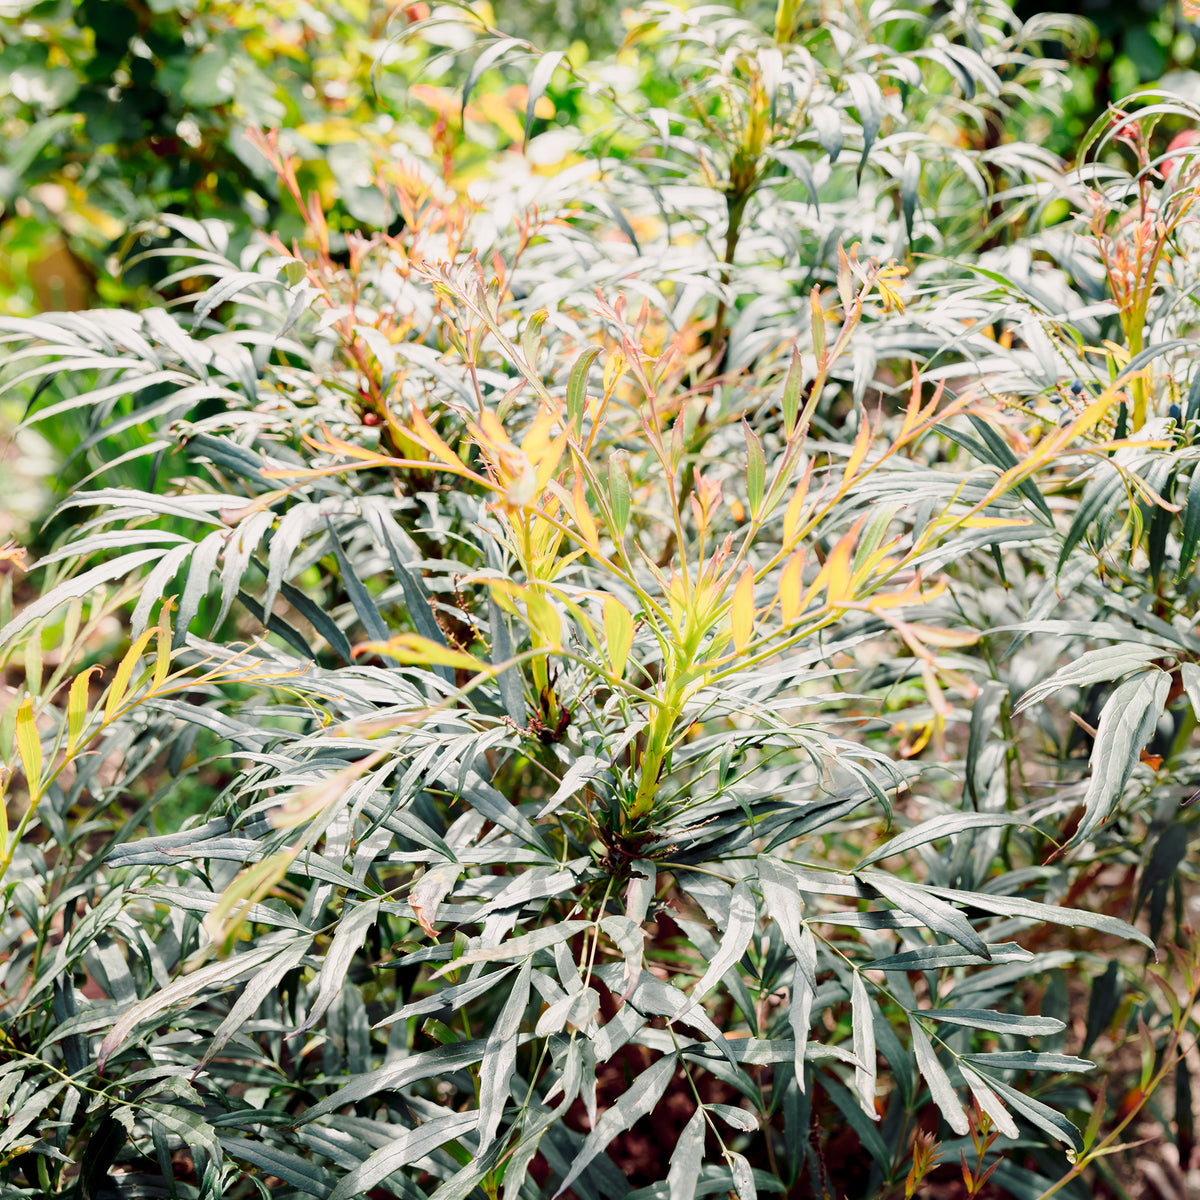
[3, 0, 1200, 319]
[0, 0, 411, 315]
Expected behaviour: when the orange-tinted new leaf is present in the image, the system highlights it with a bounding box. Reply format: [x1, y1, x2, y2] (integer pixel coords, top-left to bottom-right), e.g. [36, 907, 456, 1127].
[730, 568, 755, 650]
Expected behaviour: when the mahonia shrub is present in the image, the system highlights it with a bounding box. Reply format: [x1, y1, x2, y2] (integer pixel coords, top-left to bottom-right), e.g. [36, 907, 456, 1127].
[0, 4, 1194, 1200]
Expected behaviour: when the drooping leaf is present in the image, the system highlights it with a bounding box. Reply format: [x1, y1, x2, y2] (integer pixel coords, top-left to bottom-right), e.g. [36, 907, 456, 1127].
[553, 1053, 676, 1198]
[850, 971, 878, 1121]
[909, 1016, 969, 1135]
[1070, 669, 1171, 848]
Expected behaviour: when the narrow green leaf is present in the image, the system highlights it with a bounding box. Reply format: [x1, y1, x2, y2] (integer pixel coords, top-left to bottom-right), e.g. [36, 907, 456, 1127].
[480, 960, 532, 1147]
[0, 549, 166, 650]
[462, 38, 522, 117]
[1058, 466, 1128, 573]
[1083, 961, 1121, 1052]
[219, 1135, 338, 1198]
[608, 455, 631, 538]
[327, 1111, 479, 1200]
[1014, 648, 1162, 715]
[901, 151, 919, 242]
[1181, 661, 1200, 723]
[524, 51, 565, 146]
[974, 1071, 1083, 1151]
[553, 1053, 676, 1198]
[728, 1151, 756, 1200]
[667, 1107, 706, 1200]
[965, 680, 1007, 807]
[818, 1073, 891, 1168]
[15, 697, 41, 796]
[965, 414, 1054, 521]
[682, 879, 756, 1015]
[299, 1040, 491, 1123]
[97, 942, 282, 1071]
[521, 308, 548, 368]
[846, 73, 882, 182]
[860, 871, 989, 958]
[1176, 1059, 1194, 1163]
[921, 1008, 1065, 1036]
[567, 346, 602, 436]
[199, 936, 313, 1071]
[870, 942, 1030, 972]
[958, 1065, 1019, 1139]
[781, 346, 804, 435]
[857, 814, 1031, 870]
[962, 1052, 1094, 1073]
[1133, 822, 1188, 920]
[1071, 669, 1170, 848]
[773, 149, 820, 214]
[431, 921, 591, 975]
[743, 420, 765, 518]
[909, 1016, 969, 1135]
[488, 594, 527, 723]
[297, 900, 380, 1033]
[325, 518, 390, 644]
[850, 972, 878, 1121]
